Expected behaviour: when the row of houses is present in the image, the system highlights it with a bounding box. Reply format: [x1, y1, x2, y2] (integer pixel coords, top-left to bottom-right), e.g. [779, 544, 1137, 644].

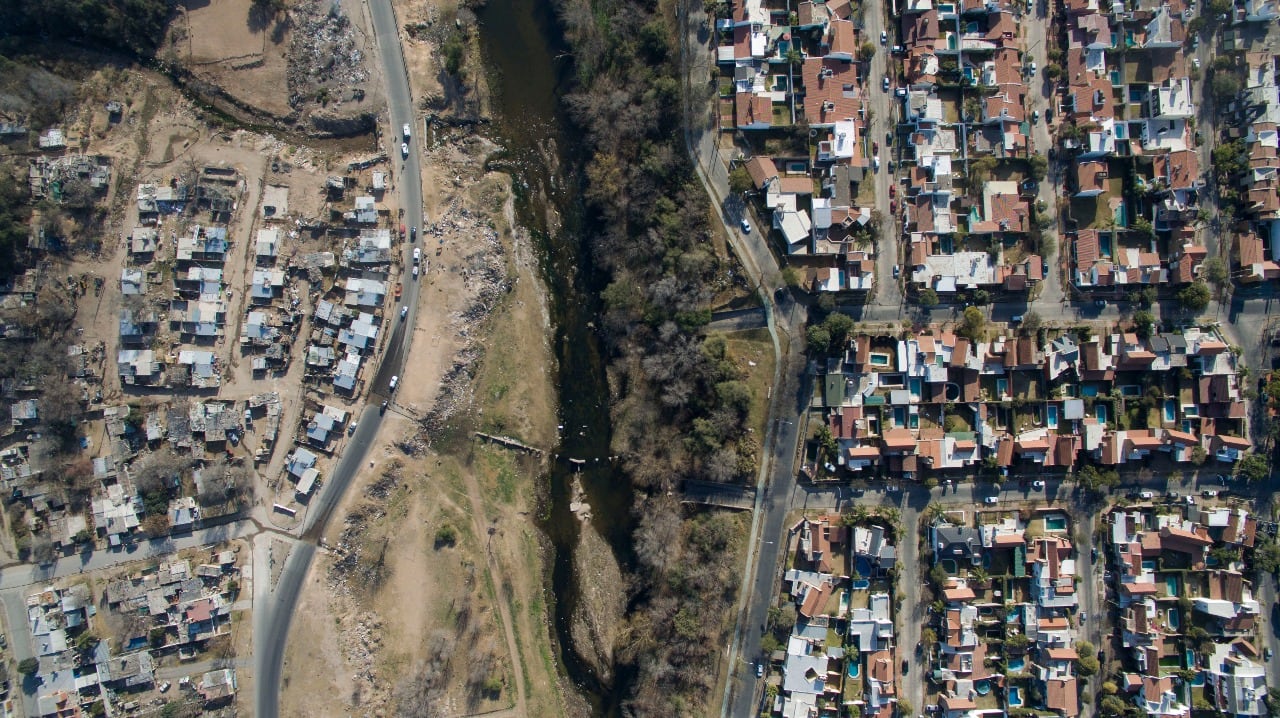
[1058, 0, 1213, 294]
[1108, 502, 1271, 717]
[928, 509, 1084, 718]
[769, 515, 899, 717]
[817, 327, 1249, 478]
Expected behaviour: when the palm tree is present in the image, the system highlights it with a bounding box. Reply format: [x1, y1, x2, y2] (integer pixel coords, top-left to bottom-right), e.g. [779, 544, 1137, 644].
[926, 502, 947, 524]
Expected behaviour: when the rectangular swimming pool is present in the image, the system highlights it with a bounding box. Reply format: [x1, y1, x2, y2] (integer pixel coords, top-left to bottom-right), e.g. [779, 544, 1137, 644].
[1164, 399, 1176, 423]
[1047, 405, 1059, 429]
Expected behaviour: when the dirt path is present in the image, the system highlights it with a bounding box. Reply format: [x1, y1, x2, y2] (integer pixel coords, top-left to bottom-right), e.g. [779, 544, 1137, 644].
[458, 464, 527, 716]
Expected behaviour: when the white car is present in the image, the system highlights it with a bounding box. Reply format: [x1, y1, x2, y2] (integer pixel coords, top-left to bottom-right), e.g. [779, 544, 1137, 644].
[389, 375, 399, 391]
[1028, 62, 1037, 77]
[401, 142, 409, 157]
[984, 496, 999, 504]
[400, 305, 408, 319]
[412, 265, 420, 279]
[1032, 480, 1044, 490]
[402, 123, 412, 139]
[740, 217, 752, 233]
[413, 247, 422, 264]
[1139, 490, 1154, 499]
[880, 30, 888, 45]
[873, 156, 881, 172]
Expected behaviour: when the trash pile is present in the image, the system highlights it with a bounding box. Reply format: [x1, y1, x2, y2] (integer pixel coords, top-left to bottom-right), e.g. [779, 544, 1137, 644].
[416, 202, 511, 444]
[287, 0, 370, 108]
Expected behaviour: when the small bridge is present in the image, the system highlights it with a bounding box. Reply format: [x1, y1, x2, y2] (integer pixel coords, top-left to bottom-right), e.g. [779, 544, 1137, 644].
[682, 479, 757, 511]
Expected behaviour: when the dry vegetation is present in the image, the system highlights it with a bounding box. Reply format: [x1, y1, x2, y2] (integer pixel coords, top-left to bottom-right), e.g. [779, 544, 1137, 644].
[552, 0, 758, 710]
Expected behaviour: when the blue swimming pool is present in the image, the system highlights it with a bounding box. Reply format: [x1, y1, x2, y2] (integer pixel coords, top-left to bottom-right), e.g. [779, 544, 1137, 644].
[849, 661, 861, 678]
[1045, 515, 1067, 531]
[1168, 608, 1181, 630]
[1142, 560, 1157, 571]
[856, 557, 873, 577]
[1096, 404, 1108, 423]
[1186, 649, 1196, 670]
[1009, 687, 1024, 707]
[1008, 657, 1026, 672]
[851, 579, 870, 590]
[1166, 575, 1179, 596]
[1047, 405, 1059, 429]
[975, 680, 992, 696]
[1164, 399, 1177, 423]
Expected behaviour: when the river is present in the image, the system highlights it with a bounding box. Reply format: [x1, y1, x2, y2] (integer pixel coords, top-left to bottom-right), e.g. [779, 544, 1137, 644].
[475, 0, 634, 712]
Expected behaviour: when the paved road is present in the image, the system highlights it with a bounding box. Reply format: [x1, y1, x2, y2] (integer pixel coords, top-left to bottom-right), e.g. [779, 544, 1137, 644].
[867, 0, 904, 312]
[1022, 0, 1067, 311]
[253, 0, 428, 714]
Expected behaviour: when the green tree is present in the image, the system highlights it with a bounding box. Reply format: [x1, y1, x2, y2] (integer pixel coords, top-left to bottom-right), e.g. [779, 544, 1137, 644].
[823, 312, 855, 348]
[1238, 453, 1269, 482]
[18, 657, 38, 675]
[1043, 64, 1063, 79]
[729, 166, 754, 195]
[1133, 310, 1155, 339]
[807, 325, 832, 355]
[1028, 154, 1048, 181]
[1177, 282, 1211, 311]
[1212, 72, 1242, 100]
[1203, 256, 1229, 286]
[1099, 696, 1128, 716]
[919, 288, 940, 306]
[958, 306, 986, 340]
[929, 563, 949, 587]
[1021, 311, 1043, 334]
[858, 42, 877, 62]
[1078, 465, 1120, 492]
[1131, 216, 1156, 241]
[1259, 542, 1280, 576]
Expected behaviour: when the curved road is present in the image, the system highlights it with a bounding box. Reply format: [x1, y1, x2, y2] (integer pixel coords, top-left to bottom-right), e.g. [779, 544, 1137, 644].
[253, 0, 426, 714]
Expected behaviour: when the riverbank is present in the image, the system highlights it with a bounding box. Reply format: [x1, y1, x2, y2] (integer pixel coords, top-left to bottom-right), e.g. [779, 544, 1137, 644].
[275, 0, 569, 713]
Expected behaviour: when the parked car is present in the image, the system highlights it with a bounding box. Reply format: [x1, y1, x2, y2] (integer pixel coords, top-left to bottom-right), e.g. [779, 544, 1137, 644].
[1266, 648, 1273, 661]
[1011, 314, 1024, 323]
[893, 265, 900, 279]
[890, 184, 897, 197]
[1203, 489, 1219, 497]
[757, 663, 765, 678]
[740, 217, 752, 233]
[1032, 480, 1044, 490]
[1139, 490, 1154, 499]
[400, 305, 408, 319]
[1032, 109, 1040, 123]
[348, 421, 358, 435]
[410, 226, 417, 242]
[895, 87, 907, 98]
[401, 142, 409, 157]
[873, 156, 881, 172]
[880, 30, 888, 45]
[413, 247, 422, 263]
[1080, 612, 1088, 622]
[873, 141, 879, 154]
[389, 375, 399, 391]
[403, 122, 412, 139]
[1026, 0, 1033, 11]
[890, 200, 897, 213]
[984, 496, 999, 504]
[882, 76, 890, 91]
[412, 265, 420, 279]
[1028, 62, 1037, 76]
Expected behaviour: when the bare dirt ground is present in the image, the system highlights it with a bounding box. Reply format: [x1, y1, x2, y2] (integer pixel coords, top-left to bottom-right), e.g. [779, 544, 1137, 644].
[280, 155, 567, 716]
[168, 0, 384, 130]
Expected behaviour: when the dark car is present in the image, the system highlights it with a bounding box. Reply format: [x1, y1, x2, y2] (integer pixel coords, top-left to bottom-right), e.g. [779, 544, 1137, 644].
[901, 659, 910, 675]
